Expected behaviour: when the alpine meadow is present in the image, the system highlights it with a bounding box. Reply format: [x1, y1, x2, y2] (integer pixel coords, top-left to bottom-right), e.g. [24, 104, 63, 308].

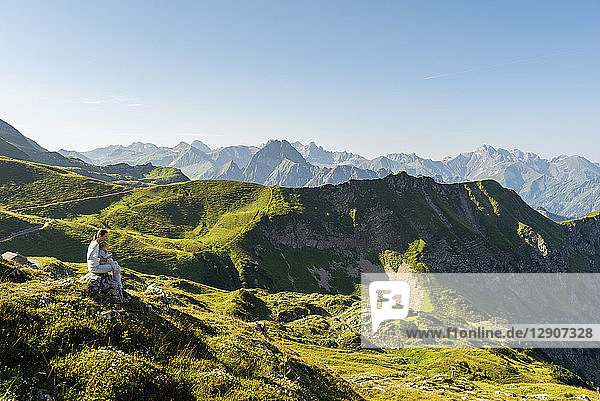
[2, 119, 600, 399]
[2, 2, 600, 400]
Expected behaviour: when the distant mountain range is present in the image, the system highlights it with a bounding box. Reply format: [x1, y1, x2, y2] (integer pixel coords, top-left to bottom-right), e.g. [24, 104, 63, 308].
[0, 119, 189, 187]
[59, 139, 391, 188]
[60, 138, 600, 219]
[2, 117, 599, 218]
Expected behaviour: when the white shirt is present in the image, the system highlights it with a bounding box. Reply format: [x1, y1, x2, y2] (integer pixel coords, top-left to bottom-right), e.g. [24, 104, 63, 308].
[87, 240, 100, 269]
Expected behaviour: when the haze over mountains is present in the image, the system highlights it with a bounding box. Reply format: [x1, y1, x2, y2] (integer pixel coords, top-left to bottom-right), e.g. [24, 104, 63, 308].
[59, 139, 389, 187]
[61, 137, 600, 218]
[1, 116, 599, 218]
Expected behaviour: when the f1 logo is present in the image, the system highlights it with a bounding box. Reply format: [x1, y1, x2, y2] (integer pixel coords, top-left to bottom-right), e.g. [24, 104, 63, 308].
[369, 281, 411, 332]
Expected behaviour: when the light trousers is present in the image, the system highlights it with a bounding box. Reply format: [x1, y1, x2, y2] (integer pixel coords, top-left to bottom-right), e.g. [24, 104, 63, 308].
[89, 260, 122, 289]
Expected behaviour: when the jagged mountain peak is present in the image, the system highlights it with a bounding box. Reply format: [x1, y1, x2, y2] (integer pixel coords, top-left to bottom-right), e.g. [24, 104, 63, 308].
[191, 139, 211, 152]
[259, 139, 306, 164]
[169, 144, 213, 169]
[215, 160, 243, 180]
[292, 140, 367, 167]
[172, 141, 192, 151]
[126, 142, 159, 153]
[386, 152, 421, 162]
[306, 141, 321, 150]
[476, 144, 497, 154]
[243, 140, 313, 185]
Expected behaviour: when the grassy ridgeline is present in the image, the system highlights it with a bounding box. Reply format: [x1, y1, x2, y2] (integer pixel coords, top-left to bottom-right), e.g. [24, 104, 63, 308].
[1, 158, 600, 399]
[1, 157, 599, 294]
[0, 157, 127, 210]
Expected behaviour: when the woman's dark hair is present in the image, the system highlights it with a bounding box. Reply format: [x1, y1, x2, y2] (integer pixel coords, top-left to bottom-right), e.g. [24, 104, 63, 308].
[96, 229, 108, 239]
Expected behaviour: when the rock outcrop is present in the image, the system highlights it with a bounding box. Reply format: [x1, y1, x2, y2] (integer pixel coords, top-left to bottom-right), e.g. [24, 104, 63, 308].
[79, 272, 124, 303]
[145, 283, 173, 304]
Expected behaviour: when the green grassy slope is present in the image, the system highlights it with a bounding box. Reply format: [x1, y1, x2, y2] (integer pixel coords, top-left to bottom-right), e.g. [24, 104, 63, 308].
[60, 161, 190, 187]
[0, 210, 46, 239]
[0, 262, 595, 400]
[1, 160, 597, 294]
[90, 180, 277, 239]
[0, 157, 127, 210]
[0, 118, 190, 187]
[242, 174, 591, 290]
[0, 263, 362, 401]
[2, 158, 600, 398]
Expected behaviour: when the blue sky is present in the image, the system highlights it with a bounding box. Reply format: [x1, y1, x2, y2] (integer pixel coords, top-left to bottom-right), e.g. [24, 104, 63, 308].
[1, 1, 599, 160]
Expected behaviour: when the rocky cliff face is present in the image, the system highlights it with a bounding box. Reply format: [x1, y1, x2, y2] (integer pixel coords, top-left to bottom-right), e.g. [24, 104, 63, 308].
[231, 174, 600, 384]
[292, 140, 366, 167]
[249, 173, 592, 288]
[564, 213, 600, 271]
[243, 140, 315, 185]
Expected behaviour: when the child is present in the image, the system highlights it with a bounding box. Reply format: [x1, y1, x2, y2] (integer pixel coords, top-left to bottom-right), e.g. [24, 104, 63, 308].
[98, 241, 122, 290]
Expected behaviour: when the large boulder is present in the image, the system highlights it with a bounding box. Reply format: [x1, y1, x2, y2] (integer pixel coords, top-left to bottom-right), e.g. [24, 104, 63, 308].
[79, 272, 123, 303]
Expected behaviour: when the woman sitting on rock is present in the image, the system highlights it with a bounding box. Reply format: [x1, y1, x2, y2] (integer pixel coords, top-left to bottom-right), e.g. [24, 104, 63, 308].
[98, 240, 122, 286]
[87, 229, 123, 291]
